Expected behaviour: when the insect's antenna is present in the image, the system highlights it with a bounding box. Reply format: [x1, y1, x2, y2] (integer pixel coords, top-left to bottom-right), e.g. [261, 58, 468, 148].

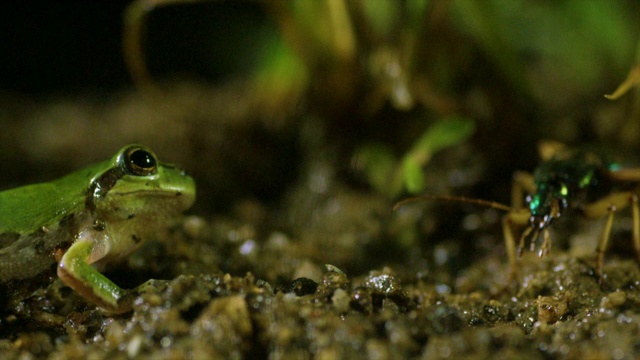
[393, 195, 513, 212]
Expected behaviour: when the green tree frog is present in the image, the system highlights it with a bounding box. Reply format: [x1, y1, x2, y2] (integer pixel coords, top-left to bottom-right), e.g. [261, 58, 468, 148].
[0, 145, 195, 314]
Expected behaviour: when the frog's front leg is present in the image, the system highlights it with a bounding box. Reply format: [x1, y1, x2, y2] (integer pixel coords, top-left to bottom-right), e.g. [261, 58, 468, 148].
[57, 239, 132, 314]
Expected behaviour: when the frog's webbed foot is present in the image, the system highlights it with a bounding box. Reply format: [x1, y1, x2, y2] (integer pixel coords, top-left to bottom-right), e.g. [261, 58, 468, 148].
[97, 291, 134, 315]
[134, 279, 171, 295]
[97, 280, 172, 315]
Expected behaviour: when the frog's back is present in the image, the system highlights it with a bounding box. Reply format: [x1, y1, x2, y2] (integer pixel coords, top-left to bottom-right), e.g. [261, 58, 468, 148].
[0, 173, 88, 284]
[0, 159, 106, 235]
[0, 181, 84, 235]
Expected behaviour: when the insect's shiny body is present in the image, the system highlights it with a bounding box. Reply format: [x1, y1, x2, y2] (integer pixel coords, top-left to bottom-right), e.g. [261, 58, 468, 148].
[505, 142, 640, 282]
[527, 148, 615, 230]
[396, 141, 640, 284]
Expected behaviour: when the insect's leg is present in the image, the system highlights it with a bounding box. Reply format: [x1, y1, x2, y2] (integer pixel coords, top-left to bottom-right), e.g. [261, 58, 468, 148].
[511, 171, 535, 210]
[540, 229, 551, 257]
[528, 228, 538, 253]
[519, 227, 533, 257]
[509, 171, 535, 264]
[595, 205, 616, 282]
[632, 194, 640, 263]
[582, 192, 632, 219]
[606, 168, 640, 182]
[502, 216, 517, 276]
[582, 192, 634, 282]
[503, 209, 530, 282]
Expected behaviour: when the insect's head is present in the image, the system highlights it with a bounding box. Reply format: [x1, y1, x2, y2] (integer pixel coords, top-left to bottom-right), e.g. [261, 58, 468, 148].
[527, 181, 569, 229]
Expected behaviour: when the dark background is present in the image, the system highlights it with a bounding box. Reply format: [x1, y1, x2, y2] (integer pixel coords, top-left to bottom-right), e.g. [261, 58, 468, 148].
[0, 2, 132, 94]
[0, 1, 273, 95]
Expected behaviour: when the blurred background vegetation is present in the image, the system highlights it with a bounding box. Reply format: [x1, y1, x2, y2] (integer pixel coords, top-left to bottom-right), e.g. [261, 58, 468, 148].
[0, 0, 639, 274]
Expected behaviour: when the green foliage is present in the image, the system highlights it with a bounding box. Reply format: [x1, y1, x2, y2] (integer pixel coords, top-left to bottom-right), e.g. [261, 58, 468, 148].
[253, 34, 308, 101]
[453, 0, 636, 99]
[356, 117, 475, 198]
[355, 143, 397, 195]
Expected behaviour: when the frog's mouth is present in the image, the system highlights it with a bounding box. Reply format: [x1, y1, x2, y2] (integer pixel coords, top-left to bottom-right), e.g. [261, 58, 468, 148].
[111, 189, 191, 198]
[114, 189, 195, 203]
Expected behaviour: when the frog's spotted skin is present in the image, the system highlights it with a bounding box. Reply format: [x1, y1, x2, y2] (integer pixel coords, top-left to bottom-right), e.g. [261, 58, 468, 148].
[0, 145, 195, 313]
[0, 214, 76, 283]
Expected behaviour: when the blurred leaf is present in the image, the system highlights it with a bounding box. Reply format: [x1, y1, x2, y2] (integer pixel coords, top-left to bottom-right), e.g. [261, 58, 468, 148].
[405, 0, 431, 28]
[452, 0, 530, 95]
[252, 34, 308, 113]
[284, 0, 356, 62]
[398, 116, 474, 195]
[402, 157, 425, 193]
[406, 116, 475, 165]
[453, 0, 636, 102]
[353, 143, 397, 195]
[356, 116, 475, 197]
[605, 64, 640, 100]
[360, 0, 400, 38]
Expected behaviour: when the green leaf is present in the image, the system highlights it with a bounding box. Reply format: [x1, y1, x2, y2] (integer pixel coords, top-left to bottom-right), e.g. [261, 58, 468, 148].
[353, 143, 397, 194]
[402, 157, 425, 194]
[410, 117, 475, 162]
[400, 116, 475, 194]
[355, 117, 475, 197]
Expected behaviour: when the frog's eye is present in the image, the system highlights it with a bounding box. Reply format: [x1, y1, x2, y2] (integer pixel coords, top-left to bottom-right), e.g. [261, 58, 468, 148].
[124, 147, 157, 176]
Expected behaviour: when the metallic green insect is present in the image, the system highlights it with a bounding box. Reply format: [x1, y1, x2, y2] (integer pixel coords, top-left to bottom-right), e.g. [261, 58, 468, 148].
[396, 141, 640, 283]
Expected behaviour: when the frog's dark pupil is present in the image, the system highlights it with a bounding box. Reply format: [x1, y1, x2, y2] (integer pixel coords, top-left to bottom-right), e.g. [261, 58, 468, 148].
[131, 150, 155, 169]
[125, 148, 157, 175]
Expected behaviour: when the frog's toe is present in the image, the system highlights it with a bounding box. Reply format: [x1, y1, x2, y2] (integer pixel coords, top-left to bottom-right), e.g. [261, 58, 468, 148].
[135, 279, 170, 295]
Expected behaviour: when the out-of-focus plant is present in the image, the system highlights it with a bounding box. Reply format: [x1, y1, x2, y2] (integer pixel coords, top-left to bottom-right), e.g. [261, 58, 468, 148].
[454, 0, 637, 105]
[123, 0, 308, 118]
[354, 117, 475, 198]
[122, 0, 476, 200]
[270, 0, 438, 112]
[605, 64, 640, 100]
[603, 34, 640, 145]
[123, 0, 640, 116]
[123, 0, 461, 116]
[121, 0, 640, 199]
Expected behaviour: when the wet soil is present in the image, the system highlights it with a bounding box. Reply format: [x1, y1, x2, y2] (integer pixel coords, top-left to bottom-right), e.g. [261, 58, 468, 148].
[2, 182, 640, 359]
[0, 83, 638, 359]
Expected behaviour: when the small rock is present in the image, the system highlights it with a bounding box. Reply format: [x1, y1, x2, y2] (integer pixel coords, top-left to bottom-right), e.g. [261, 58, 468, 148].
[536, 295, 567, 325]
[332, 289, 350, 313]
[601, 290, 626, 309]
